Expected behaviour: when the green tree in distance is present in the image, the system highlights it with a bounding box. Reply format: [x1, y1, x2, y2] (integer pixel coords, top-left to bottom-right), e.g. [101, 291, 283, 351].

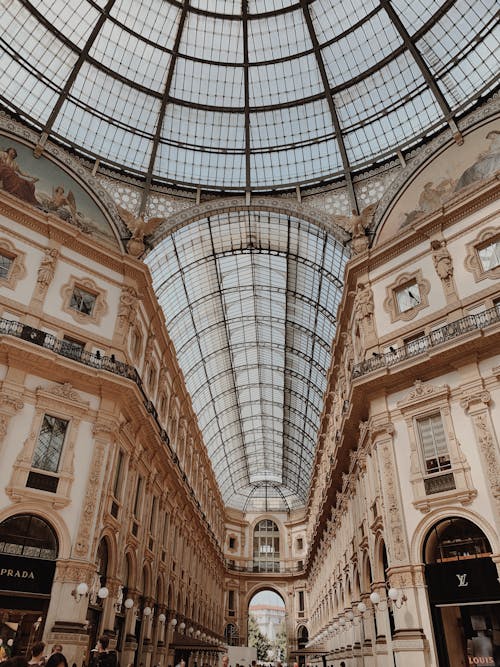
[248, 614, 272, 661]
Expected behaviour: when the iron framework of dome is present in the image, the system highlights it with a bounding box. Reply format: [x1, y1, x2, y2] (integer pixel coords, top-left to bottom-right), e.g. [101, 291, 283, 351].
[0, 0, 498, 195]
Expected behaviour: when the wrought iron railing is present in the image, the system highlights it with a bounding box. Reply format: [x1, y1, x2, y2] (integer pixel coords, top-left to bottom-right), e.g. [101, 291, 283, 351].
[0, 318, 140, 381]
[352, 306, 500, 379]
[225, 560, 304, 574]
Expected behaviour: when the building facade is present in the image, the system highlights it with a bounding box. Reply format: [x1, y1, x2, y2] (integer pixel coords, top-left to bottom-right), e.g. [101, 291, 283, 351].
[0, 99, 498, 667]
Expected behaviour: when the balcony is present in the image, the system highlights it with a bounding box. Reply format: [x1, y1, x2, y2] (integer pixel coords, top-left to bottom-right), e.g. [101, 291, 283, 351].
[352, 306, 500, 379]
[225, 560, 304, 574]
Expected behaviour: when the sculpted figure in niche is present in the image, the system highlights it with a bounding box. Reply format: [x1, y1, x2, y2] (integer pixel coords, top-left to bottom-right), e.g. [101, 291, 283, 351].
[431, 239, 453, 280]
[37, 248, 59, 289]
[354, 282, 374, 322]
[118, 286, 140, 327]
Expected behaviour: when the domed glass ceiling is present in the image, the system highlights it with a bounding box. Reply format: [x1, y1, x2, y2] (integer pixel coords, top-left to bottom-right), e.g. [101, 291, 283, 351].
[0, 0, 498, 192]
[146, 210, 348, 511]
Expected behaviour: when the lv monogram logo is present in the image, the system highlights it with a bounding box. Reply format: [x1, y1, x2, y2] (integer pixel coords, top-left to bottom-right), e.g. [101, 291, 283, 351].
[456, 573, 469, 587]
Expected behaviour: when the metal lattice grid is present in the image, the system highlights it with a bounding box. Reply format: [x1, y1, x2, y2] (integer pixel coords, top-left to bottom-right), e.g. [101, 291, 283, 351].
[0, 0, 497, 194]
[146, 209, 348, 511]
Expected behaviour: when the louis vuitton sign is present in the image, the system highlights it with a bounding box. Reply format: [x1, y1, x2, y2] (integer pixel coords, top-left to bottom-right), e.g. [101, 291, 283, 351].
[426, 558, 500, 605]
[0, 554, 55, 595]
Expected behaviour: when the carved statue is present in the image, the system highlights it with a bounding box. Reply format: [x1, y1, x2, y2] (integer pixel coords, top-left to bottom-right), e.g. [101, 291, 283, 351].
[334, 204, 378, 254]
[36, 247, 59, 289]
[354, 282, 374, 321]
[431, 239, 453, 280]
[117, 205, 164, 257]
[118, 286, 140, 328]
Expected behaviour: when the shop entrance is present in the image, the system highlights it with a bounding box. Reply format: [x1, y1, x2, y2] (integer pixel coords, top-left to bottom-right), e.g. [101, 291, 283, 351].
[0, 514, 58, 656]
[424, 517, 500, 666]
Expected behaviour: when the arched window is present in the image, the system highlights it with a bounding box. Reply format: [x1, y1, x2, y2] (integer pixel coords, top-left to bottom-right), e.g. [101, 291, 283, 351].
[253, 519, 280, 572]
[224, 623, 239, 646]
[297, 625, 308, 649]
[0, 514, 58, 559]
[424, 517, 492, 563]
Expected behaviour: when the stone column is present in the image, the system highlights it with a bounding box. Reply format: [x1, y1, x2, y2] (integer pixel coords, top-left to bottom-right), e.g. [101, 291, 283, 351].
[44, 561, 95, 667]
[122, 590, 140, 667]
[102, 577, 121, 637]
[461, 388, 500, 529]
[0, 387, 24, 455]
[359, 594, 375, 667]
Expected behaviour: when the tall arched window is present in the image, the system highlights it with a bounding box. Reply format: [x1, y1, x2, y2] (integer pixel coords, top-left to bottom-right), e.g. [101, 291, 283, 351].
[224, 623, 239, 646]
[253, 519, 280, 572]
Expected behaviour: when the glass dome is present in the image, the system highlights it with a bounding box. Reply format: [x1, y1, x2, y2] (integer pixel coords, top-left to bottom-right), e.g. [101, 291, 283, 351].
[0, 0, 497, 193]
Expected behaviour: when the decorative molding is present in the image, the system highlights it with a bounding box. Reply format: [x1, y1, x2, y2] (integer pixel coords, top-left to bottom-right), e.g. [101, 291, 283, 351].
[464, 226, 500, 283]
[383, 269, 430, 323]
[397, 380, 449, 410]
[380, 443, 407, 562]
[37, 381, 87, 405]
[472, 413, 500, 517]
[74, 440, 107, 558]
[60, 275, 108, 326]
[460, 389, 491, 412]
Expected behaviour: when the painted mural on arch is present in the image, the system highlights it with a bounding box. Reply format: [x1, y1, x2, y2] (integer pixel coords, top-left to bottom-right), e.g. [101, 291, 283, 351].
[0, 136, 118, 247]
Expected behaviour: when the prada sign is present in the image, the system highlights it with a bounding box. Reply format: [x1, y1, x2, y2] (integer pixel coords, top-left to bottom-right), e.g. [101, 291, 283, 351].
[0, 554, 56, 595]
[426, 558, 500, 605]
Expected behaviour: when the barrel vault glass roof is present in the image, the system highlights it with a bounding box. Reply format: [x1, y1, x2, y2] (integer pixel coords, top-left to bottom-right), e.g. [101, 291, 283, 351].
[0, 0, 498, 192]
[146, 211, 348, 511]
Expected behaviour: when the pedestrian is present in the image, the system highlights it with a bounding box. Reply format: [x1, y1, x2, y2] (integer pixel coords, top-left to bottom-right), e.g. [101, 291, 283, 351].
[93, 637, 117, 667]
[45, 654, 67, 667]
[28, 643, 46, 667]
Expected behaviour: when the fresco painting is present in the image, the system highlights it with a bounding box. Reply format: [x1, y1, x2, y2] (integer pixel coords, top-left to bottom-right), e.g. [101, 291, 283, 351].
[399, 127, 500, 228]
[0, 136, 118, 247]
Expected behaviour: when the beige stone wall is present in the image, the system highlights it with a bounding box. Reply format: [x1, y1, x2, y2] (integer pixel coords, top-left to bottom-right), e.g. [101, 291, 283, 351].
[304, 175, 500, 667]
[0, 193, 226, 667]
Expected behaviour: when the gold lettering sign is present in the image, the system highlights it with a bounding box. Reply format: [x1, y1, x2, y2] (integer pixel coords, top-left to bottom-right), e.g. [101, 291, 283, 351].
[0, 568, 35, 579]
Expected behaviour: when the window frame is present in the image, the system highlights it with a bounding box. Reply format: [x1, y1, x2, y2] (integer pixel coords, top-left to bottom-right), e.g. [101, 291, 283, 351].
[465, 227, 500, 282]
[31, 413, 69, 474]
[0, 239, 26, 290]
[384, 269, 430, 322]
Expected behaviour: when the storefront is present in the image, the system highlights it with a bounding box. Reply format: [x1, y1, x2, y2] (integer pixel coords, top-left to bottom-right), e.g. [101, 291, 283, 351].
[424, 517, 500, 666]
[0, 514, 58, 656]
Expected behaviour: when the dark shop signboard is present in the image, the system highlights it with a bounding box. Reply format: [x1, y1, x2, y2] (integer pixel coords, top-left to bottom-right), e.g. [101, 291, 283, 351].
[0, 554, 55, 595]
[426, 557, 500, 605]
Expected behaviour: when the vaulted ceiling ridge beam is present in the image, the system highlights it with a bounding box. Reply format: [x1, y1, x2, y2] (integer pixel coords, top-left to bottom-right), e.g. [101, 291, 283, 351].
[206, 216, 252, 487]
[300, 0, 359, 213]
[281, 215, 294, 490]
[242, 0, 252, 195]
[139, 0, 189, 215]
[295, 229, 330, 489]
[33, 0, 117, 157]
[380, 0, 463, 144]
